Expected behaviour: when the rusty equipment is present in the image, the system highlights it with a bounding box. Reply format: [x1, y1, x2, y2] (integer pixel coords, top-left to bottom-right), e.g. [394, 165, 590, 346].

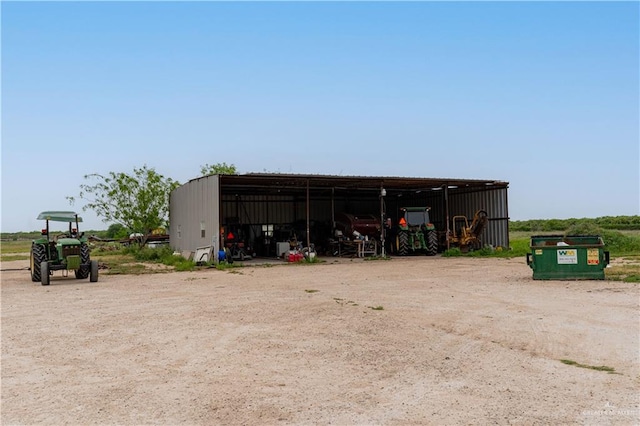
[334, 212, 381, 240]
[447, 209, 489, 252]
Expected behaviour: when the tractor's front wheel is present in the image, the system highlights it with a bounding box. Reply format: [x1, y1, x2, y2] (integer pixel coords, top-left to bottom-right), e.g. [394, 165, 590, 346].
[30, 244, 46, 282]
[75, 243, 91, 279]
[41, 261, 50, 286]
[426, 230, 438, 256]
[397, 231, 409, 256]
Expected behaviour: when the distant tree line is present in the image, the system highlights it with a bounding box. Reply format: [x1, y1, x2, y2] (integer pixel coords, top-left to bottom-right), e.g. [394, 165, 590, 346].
[510, 216, 640, 232]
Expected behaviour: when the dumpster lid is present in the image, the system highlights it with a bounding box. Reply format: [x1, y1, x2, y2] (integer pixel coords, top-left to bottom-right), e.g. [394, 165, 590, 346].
[530, 235, 604, 247]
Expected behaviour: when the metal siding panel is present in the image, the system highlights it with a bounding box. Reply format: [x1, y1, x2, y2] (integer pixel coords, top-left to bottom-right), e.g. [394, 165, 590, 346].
[170, 175, 219, 254]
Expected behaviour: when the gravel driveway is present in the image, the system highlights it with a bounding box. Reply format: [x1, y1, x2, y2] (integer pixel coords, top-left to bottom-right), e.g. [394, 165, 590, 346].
[2, 256, 638, 425]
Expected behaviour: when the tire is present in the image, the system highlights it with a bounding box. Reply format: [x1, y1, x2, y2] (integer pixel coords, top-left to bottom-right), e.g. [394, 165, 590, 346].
[90, 260, 99, 282]
[30, 244, 46, 282]
[397, 231, 409, 256]
[75, 243, 91, 279]
[41, 261, 50, 286]
[426, 230, 438, 256]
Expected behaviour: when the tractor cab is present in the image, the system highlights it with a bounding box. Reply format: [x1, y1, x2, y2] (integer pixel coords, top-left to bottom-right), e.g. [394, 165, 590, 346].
[401, 207, 434, 230]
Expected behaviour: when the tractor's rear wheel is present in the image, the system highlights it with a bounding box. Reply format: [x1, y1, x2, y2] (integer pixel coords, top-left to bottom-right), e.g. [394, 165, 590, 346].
[41, 261, 50, 286]
[30, 244, 46, 282]
[75, 243, 90, 279]
[426, 230, 438, 256]
[397, 231, 409, 256]
[89, 260, 99, 282]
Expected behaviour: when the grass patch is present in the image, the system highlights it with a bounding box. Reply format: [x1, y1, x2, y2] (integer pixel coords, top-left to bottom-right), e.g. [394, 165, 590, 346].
[0, 240, 33, 255]
[606, 263, 640, 283]
[1, 254, 29, 262]
[96, 253, 167, 275]
[215, 261, 241, 271]
[103, 262, 148, 275]
[560, 359, 618, 374]
[305, 289, 319, 293]
[95, 249, 196, 274]
[364, 255, 391, 261]
[123, 245, 196, 271]
[368, 305, 384, 310]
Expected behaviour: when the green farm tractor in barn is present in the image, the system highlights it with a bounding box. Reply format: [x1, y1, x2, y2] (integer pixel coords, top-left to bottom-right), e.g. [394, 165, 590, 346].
[30, 211, 98, 286]
[396, 207, 438, 256]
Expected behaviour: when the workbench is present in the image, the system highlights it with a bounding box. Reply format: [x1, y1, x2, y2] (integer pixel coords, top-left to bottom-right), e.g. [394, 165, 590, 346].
[330, 239, 378, 258]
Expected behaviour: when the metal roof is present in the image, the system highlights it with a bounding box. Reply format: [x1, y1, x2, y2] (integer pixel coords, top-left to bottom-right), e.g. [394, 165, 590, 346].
[212, 173, 508, 192]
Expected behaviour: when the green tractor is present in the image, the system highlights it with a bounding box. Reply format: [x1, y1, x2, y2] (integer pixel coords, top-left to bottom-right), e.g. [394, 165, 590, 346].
[30, 211, 98, 286]
[395, 207, 438, 256]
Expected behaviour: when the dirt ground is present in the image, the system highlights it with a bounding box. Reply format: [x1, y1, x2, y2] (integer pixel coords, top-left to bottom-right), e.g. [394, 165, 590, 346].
[1, 256, 638, 425]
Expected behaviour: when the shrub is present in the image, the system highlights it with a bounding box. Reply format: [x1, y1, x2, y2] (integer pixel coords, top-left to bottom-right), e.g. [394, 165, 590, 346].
[564, 222, 604, 236]
[124, 245, 196, 271]
[600, 230, 640, 255]
[442, 248, 462, 257]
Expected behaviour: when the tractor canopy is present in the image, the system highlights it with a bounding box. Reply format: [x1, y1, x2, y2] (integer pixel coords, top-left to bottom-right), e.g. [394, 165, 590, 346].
[37, 211, 83, 222]
[35, 211, 86, 242]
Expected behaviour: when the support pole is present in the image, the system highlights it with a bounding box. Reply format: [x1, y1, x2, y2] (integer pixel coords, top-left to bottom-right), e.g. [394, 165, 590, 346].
[380, 185, 386, 257]
[306, 179, 311, 250]
[331, 187, 335, 231]
[444, 184, 450, 250]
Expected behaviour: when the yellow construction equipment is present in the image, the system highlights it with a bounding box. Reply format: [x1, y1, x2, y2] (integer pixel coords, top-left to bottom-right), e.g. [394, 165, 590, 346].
[447, 210, 488, 252]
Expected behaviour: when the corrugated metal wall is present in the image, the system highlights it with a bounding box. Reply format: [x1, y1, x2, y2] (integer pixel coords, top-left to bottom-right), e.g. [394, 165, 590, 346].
[169, 175, 220, 254]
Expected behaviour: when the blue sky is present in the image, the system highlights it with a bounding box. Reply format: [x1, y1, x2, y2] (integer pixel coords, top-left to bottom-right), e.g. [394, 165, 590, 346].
[2, 1, 638, 232]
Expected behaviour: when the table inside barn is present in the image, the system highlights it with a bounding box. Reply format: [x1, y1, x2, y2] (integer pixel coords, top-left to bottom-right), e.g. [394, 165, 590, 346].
[329, 239, 378, 258]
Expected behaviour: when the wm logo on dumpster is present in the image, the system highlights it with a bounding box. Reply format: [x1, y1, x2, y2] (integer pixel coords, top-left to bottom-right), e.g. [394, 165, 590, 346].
[557, 249, 578, 264]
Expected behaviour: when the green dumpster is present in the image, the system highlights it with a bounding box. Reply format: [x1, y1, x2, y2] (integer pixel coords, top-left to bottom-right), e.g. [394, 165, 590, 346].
[526, 235, 610, 280]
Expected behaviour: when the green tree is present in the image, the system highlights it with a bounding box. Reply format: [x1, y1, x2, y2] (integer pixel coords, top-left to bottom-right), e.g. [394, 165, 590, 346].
[200, 162, 237, 176]
[105, 223, 128, 239]
[67, 165, 180, 240]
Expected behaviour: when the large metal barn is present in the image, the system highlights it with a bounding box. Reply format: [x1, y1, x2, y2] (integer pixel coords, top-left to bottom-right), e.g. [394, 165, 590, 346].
[169, 173, 509, 261]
